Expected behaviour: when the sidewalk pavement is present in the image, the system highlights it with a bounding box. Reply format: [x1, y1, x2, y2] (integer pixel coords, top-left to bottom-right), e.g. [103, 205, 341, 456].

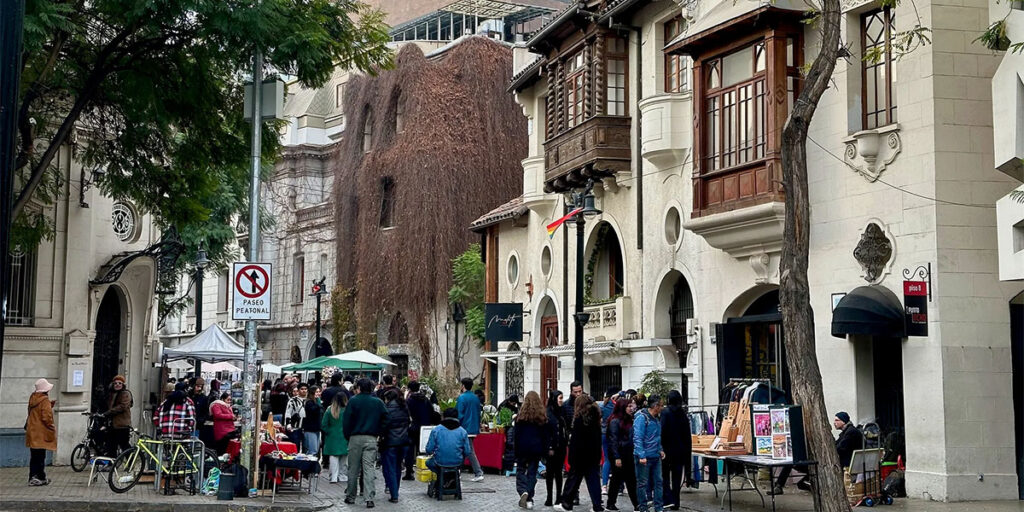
[4, 464, 1024, 512]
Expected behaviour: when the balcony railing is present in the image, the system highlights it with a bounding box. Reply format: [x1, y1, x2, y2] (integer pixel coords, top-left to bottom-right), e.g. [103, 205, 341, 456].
[543, 116, 631, 193]
[582, 295, 632, 342]
[296, 203, 332, 225]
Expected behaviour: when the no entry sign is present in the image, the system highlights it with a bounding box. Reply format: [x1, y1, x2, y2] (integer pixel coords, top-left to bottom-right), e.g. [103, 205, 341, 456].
[232, 262, 272, 321]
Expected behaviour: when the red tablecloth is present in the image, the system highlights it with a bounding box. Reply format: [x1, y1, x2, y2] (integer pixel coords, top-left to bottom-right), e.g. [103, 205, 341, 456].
[465, 432, 505, 471]
[227, 439, 297, 462]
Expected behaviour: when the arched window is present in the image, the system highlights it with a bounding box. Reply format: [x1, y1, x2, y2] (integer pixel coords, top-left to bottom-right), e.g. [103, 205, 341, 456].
[362, 107, 373, 153]
[585, 223, 624, 304]
[387, 312, 409, 345]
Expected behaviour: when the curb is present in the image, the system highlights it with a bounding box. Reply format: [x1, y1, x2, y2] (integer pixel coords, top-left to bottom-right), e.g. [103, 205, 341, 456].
[0, 499, 333, 512]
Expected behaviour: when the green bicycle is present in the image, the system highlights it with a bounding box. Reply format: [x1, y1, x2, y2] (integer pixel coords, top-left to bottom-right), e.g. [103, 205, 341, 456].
[108, 436, 217, 494]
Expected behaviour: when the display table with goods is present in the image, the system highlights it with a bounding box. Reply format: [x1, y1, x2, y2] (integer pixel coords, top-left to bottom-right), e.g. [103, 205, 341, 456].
[464, 431, 506, 471]
[258, 453, 321, 503]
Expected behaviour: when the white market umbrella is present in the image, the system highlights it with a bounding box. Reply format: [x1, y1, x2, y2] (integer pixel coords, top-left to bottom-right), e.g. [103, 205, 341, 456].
[165, 360, 193, 370]
[203, 361, 242, 373]
[261, 363, 285, 375]
[328, 350, 396, 366]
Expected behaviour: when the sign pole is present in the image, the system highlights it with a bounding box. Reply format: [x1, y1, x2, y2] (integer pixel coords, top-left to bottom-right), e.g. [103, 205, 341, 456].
[240, 47, 263, 480]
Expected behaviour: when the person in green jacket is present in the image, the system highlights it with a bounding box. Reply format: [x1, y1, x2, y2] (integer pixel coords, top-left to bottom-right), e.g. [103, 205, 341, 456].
[322, 392, 349, 483]
[343, 378, 388, 508]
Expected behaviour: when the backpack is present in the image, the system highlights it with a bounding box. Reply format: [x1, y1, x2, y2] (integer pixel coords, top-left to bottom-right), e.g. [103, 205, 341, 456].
[231, 463, 250, 497]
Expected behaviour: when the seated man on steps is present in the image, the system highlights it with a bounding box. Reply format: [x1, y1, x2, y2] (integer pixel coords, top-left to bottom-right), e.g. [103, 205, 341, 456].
[426, 408, 474, 480]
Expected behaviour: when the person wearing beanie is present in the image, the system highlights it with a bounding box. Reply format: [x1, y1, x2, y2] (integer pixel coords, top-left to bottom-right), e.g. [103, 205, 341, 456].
[105, 375, 133, 456]
[25, 379, 56, 486]
[834, 411, 864, 469]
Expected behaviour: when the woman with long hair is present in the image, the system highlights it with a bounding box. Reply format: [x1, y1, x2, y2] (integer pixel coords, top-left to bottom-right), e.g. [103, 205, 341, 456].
[302, 385, 322, 456]
[382, 388, 411, 503]
[514, 391, 550, 509]
[544, 389, 568, 507]
[321, 392, 349, 483]
[605, 398, 638, 511]
[660, 390, 691, 510]
[555, 395, 604, 512]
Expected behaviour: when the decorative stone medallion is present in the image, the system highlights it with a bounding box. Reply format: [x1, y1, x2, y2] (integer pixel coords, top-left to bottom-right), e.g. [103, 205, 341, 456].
[111, 202, 138, 242]
[853, 222, 893, 283]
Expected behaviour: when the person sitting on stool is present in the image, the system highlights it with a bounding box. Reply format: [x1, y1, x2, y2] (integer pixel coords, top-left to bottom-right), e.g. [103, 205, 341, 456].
[425, 408, 473, 480]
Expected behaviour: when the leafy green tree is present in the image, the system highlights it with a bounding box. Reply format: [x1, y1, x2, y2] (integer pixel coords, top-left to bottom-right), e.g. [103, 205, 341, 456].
[14, 0, 393, 269]
[448, 243, 486, 343]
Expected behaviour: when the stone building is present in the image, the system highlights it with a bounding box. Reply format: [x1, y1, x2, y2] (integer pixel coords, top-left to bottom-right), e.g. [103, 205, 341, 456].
[477, 0, 1022, 501]
[2, 144, 163, 466]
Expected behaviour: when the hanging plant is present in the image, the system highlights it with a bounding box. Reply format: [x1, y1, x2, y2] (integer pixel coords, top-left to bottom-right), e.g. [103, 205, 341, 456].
[583, 223, 610, 305]
[976, 19, 1010, 51]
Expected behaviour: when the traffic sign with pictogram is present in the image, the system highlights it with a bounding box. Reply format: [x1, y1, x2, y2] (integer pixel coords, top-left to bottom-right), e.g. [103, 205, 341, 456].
[232, 262, 272, 320]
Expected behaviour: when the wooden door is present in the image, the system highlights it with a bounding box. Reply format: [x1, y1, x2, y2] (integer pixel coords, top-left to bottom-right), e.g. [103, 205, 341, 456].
[540, 316, 559, 400]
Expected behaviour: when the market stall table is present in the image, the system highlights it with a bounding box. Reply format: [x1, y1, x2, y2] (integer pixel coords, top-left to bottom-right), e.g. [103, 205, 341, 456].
[226, 438, 297, 461]
[723, 455, 820, 512]
[464, 432, 505, 471]
[258, 455, 321, 503]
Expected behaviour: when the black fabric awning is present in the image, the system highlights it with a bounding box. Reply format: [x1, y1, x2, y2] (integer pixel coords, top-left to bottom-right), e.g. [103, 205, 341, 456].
[831, 286, 905, 339]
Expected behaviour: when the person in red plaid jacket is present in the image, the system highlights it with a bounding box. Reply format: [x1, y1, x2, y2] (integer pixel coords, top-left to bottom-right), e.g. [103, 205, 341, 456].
[153, 381, 196, 439]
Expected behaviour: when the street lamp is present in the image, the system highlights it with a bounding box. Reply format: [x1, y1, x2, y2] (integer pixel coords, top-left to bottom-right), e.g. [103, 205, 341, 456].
[571, 181, 602, 385]
[193, 244, 209, 377]
[310, 277, 330, 356]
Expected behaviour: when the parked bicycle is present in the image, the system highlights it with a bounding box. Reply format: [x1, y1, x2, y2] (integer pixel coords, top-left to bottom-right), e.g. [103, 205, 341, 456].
[108, 435, 217, 494]
[71, 412, 146, 472]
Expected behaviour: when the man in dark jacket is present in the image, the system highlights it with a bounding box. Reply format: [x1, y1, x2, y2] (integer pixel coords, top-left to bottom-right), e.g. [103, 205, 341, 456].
[404, 381, 434, 480]
[660, 390, 690, 510]
[564, 381, 583, 420]
[343, 379, 388, 508]
[834, 411, 864, 468]
[321, 373, 346, 411]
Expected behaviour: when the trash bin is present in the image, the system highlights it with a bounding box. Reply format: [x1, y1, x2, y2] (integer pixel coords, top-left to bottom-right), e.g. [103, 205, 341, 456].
[218, 472, 235, 500]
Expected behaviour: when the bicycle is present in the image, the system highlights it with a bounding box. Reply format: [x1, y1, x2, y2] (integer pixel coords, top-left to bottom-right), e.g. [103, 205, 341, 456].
[71, 413, 147, 472]
[108, 435, 217, 494]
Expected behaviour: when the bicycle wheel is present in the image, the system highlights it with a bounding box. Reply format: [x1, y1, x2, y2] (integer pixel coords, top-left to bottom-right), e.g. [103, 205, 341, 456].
[202, 448, 219, 479]
[70, 443, 90, 472]
[108, 449, 144, 493]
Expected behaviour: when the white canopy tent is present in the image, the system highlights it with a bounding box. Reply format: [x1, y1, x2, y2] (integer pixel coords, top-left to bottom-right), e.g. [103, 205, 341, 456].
[163, 324, 243, 362]
[261, 363, 285, 376]
[328, 350, 396, 367]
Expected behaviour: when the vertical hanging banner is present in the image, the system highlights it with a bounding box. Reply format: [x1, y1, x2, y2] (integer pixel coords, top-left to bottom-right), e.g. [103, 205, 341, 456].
[903, 280, 928, 336]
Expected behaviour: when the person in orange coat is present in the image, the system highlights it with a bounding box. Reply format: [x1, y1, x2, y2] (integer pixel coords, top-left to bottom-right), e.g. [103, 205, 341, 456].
[25, 379, 56, 486]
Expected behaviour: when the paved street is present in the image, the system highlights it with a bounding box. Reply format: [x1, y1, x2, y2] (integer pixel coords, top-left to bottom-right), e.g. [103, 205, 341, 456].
[5, 465, 1024, 512]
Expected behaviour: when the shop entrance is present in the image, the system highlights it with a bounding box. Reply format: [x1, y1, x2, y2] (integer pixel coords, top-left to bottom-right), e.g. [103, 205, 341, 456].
[92, 288, 124, 412]
[716, 290, 789, 395]
[540, 316, 559, 400]
[872, 337, 905, 461]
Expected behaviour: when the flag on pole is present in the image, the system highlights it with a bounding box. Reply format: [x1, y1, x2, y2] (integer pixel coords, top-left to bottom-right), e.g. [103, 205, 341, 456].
[547, 207, 583, 239]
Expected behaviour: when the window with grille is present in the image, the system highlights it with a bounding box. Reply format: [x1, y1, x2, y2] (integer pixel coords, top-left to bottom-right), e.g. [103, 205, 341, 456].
[665, 16, 689, 93]
[379, 177, 395, 228]
[362, 108, 373, 153]
[4, 250, 36, 326]
[606, 37, 628, 115]
[703, 42, 768, 172]
[861, 7, 897, 129]
[565, 51, 586, 128]
[293, 255, 305, 304]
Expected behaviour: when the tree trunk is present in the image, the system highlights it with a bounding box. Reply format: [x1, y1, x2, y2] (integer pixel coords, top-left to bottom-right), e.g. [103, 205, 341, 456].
[779, 0, 848, 510]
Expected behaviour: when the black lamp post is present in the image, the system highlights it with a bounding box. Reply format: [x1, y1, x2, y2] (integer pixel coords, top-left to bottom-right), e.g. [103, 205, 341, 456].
[193, 244, 209, 377]
[571, 181, 602, 385]
[310, 277, 329, 355]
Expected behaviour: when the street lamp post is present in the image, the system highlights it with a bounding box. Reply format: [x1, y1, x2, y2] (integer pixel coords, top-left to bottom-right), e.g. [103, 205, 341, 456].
[193, 245, 209, 377]
[310, 277, 328, 350]
[571, 181, 601, 385]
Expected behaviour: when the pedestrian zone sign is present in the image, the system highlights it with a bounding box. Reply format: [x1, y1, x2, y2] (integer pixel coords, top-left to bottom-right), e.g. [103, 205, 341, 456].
[232, 262, 272, 321]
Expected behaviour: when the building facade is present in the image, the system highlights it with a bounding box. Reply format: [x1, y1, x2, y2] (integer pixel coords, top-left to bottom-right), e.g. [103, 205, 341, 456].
[2, 144, 164, 466]
[479, 0, 1023, 501]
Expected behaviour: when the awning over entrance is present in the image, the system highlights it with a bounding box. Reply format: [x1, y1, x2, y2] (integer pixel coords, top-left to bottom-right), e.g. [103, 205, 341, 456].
[831, 286, 905, 339]
[539, 341, 616, 356]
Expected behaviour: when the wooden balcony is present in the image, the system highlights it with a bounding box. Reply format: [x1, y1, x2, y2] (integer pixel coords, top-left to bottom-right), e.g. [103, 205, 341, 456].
[543, 116, 631, 193]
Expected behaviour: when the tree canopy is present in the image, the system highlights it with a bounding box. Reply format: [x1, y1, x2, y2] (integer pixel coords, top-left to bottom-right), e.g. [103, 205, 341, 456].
[14, 0, 393, 269]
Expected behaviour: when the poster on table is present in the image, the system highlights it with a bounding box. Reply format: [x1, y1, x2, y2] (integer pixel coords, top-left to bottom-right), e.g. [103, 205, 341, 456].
[751, 404, 773, 457]
[769, 406, 792, 460]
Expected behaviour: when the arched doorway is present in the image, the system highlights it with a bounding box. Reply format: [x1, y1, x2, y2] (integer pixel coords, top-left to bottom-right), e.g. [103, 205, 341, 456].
[537, 297, 559, 400]
[92, 288, 124, 412]
[653, 270, 695, 401]
[717, 288, 788, 396]
[387, 313, 410, 379]
[585, 222, 624, 303]
[505, 342, 524, 400]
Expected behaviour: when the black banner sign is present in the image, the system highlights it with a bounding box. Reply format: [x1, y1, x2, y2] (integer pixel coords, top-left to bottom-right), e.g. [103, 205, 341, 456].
[484, 303, 523, 342]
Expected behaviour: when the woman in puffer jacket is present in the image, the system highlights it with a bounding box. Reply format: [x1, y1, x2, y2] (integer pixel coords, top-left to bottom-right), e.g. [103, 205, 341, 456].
[381, 389, 411, 503]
